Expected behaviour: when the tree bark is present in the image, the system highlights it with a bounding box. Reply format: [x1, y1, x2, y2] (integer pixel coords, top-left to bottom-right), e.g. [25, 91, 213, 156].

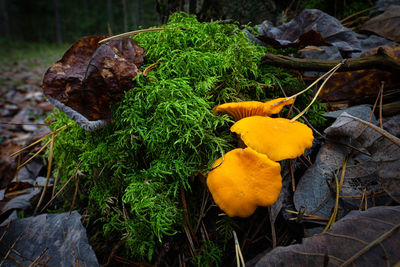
[261, 47, 400, 74]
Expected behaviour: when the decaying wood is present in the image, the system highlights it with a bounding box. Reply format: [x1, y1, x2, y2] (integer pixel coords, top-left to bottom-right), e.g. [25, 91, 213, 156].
[261, 47, 400, 73]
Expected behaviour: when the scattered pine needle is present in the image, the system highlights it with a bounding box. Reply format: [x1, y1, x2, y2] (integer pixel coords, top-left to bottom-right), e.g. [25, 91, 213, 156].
[143, 62, 161, 76]
[40, 162, 82, 213]
[323, 155, 349, 232]
[291, 61, 344, 122]
[34, 132, 55, 215]
[233, 230, 245, 267]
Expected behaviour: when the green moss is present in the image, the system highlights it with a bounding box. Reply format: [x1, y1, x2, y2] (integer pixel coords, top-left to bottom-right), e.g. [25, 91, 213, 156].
[47, 12, 325, 261]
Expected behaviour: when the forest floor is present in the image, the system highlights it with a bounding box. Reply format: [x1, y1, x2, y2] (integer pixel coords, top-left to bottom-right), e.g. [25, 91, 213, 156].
[0, 42, 68, 187]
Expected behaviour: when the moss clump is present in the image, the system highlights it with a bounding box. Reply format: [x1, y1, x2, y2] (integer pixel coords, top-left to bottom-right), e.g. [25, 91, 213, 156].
[47, 12, 324, 261]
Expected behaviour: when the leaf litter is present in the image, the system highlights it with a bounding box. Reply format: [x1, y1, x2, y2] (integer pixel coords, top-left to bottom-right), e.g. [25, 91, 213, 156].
[0, 6, 399, 266]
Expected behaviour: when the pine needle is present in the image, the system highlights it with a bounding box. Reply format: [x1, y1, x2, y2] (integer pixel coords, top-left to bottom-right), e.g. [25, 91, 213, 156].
[291, 61, 344, 122]
[99, 28, 168, 43]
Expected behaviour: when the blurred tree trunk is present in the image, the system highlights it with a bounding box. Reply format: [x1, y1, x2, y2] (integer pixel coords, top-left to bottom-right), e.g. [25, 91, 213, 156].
[121, 0, 128, 32]
[54, 0, 63, 43]
[107, 0, 113, 33]
[156, 0, 278, 25]
[0, 0, 10, 39]
[131, 0, 140, 29]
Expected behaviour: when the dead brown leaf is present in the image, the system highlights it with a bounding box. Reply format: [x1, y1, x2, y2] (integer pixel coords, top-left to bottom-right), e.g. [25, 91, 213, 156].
[360, 5, 400, 42]
[42, 35, 146, 126]
[319, 46, 400, 103]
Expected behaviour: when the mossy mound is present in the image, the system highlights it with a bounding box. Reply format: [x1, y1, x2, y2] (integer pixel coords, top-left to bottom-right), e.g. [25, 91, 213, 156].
[47, 12, 323, 263]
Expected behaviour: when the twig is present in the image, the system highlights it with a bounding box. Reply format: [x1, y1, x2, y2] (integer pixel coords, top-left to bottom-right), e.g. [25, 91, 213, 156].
[40, 162, 82, 213]
[340, 190, 385, 199]
[340, 6, 380, 23]
[183, 224, 196, 260]
[344, 114, 400, 147]
[340, 223, 400, 267]
[233, 230, 245, 267]
[143, 62, 161, 76]
[10, 123, 70, 158]
[369, 87, 381, 122]
[69, 174, 80, 213]
[15, 125, 69, 170]
[323, 155, 349, 232]
[268, 207, 277, 248]
[34, 132, 55, 215]
[261, 47, 400, 73]
[99, 28, 167, 43]
[379, 82, 384, 128]
[28, 247, 48, 267]
[291, 61, 344, 122]
[0, 227, 26, 266]
[289, 160, 295, 192]
[0, 122, 47, 126]
[181, 187, 198, 246]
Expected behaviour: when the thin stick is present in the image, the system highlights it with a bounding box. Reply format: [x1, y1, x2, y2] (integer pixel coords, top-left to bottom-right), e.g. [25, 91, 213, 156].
[69, 174, 80, 213]
[10, 123, 69, 158]
[40, 162, 82, 213]
[271, 61, 343, 108]
[368, 88, 381, 122]
[28, 247, 48, 267]
[181, 186, 198, 246]
[323, 155, 349, 232]
[268, 207, 277, 248]
[99, 28, 167, 43]
[143, 62, 161, 76]
[291, 61, 344, 122]
[52, 168, 60, 198]
[340, 6, 380, 23]
[379, 82, 384, 128]
[233, 230, 245, 267]
[34, 133, 55, 215]
[16, 125, 69, 170]
[345, 114, 400, 147]
[340, 223, 400, 267]
[0, 228, 26, 266]
[289, 160, 295, 192]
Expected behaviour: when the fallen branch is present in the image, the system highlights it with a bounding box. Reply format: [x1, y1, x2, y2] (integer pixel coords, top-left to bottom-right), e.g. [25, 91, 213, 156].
[261, 47, 400, 73]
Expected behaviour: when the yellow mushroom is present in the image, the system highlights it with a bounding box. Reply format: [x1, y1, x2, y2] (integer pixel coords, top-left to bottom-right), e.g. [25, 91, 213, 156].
[206, 147, 282, 217]
[231, 116, 314, 161]
[214, 98, 293, 121]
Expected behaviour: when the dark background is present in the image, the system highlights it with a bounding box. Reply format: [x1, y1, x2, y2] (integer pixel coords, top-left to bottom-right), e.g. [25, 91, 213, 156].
[0, 0, 371, 44]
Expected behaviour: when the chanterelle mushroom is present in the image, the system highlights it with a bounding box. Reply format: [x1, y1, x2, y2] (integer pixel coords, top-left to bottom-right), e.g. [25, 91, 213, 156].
[207, 147, 282, 217]
[231, 116, 314, 161]
[214, 98, 293, 121]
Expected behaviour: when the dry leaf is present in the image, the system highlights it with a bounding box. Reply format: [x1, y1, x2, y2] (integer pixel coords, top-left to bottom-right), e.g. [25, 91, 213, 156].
[257, 9, 360, 51]
[319, 46, 400, 103]
[325, 112, 400, 202]
[360, 5, 400, 42]
[255, 206, 400, 266]
[42, 36, 146, 130]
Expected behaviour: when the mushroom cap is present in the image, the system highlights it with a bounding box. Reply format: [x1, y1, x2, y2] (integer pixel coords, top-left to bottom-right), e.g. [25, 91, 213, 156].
[231, 116, 314, 161]
[214, 98, 293, 121]
[206, 147, 282, 217]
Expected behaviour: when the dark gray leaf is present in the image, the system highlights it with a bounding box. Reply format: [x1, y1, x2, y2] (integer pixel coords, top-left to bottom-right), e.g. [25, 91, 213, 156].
[325, 112, 400, 202]
[254, 206, 400, 267]
[0, 211, 99, 266]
